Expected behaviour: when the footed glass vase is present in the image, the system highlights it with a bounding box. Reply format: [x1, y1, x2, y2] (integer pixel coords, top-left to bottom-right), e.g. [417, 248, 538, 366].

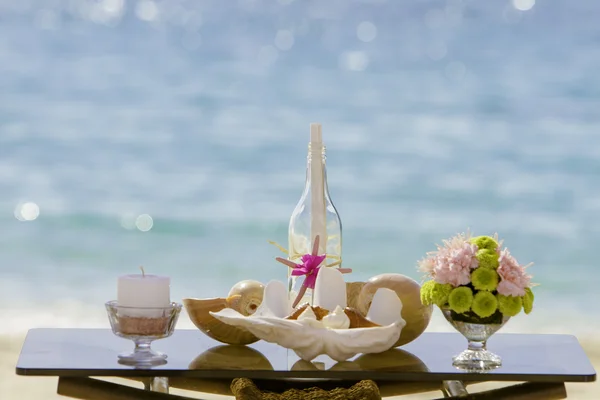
[106, 301, 182, 367]
[441, 308, 510, 371]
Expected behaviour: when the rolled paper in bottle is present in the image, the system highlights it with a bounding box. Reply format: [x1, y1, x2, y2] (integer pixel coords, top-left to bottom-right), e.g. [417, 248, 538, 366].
[309, 123, 327, 256]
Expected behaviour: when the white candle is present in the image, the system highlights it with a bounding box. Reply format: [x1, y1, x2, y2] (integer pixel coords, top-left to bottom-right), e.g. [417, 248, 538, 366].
[117, 271, 170, 317]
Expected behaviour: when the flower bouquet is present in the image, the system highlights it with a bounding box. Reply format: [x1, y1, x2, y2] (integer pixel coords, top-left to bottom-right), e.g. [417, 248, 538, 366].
[418, 232, 535, 370]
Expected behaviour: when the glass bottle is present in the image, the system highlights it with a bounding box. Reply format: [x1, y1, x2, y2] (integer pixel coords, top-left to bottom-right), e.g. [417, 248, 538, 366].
[287, 124, 342, 307]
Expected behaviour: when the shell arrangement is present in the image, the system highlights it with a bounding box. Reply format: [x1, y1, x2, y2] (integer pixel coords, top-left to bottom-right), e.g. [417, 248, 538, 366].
[209, 270, 406, 362]
[185, 272, 432, 349]
[184, 265, 434, 361]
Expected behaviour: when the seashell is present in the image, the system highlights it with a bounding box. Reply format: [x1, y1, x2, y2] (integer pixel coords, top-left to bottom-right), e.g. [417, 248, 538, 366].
[210, 270, 406, 362]
[286, 303, 330, 321]
[313, 266, 347, 311]
[253, 280, 291, 318]
[211, 306, 404, 362]
[311, 306, 330, 321]
[183, 297, 260, 345]
[345, 281, 366, 310]
[358, 273, 433, 347]
[227, 280, 265, 316]
[286, 303, 310, 320]
[367, 288, 404, 327]
[343, 308, 381, 329]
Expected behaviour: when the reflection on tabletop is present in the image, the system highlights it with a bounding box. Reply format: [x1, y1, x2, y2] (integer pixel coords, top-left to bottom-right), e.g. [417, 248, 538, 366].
[189, 345, 274, 371]
[290, 348, 429, 373]
[166, 345, 439, 397]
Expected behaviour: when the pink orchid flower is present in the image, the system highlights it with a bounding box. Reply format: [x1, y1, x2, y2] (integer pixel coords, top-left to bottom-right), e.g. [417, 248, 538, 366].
[275, 235, 353, 309]
[291, 254, 326, 289]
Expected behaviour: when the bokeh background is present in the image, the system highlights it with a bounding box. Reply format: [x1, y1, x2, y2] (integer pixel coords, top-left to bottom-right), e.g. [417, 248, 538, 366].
[1, 0, 598, 398]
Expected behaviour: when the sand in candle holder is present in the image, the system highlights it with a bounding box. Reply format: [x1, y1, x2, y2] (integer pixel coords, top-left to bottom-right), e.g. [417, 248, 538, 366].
[118, 315, 170, 336]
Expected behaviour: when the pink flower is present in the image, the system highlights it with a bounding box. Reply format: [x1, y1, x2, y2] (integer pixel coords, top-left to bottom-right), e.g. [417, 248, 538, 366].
[291, 254, 326, 289]
[433, 242, 479, 287]
[418, 257, 436, 275]
[497, 249, 531, 297]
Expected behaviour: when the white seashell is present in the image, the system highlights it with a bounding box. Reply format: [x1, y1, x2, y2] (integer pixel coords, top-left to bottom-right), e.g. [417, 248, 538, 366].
[253, 280, 292, 318]
[313, 267, 347, 311]
[210, 277, 406, 362]
[358, 273, 432, 347]
[226, 280, 265, 316]
[210, 306, 404, 362]
[296, 306, 323, 329]
[322, 306, 350, 330]
[367, 288, 404, 327]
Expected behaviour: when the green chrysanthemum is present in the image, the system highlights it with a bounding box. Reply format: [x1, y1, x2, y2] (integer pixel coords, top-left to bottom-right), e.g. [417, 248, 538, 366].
[471, 291, 498, 318]
[420, 280, 435, 306]
[448, 286, 474, 314]
[522, 287, 534, 314]
[476, 249, 500, 269]
[497, 294, 523, 317]
[471, 267, 499, 291]
[431, 283, 453, 307]
[470, 236, 499, 252]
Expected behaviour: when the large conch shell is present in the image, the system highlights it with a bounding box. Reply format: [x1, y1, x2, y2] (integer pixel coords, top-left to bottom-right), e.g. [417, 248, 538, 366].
[357, 273, 432, 347]
[183, 280, 264, 345]
[226, 280, 266, 315]
[345, 281, 366, 310]
[211, 268, 406, 362]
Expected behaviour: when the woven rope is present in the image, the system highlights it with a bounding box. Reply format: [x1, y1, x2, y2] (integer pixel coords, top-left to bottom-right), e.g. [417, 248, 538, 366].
[230, 378, 381, 400]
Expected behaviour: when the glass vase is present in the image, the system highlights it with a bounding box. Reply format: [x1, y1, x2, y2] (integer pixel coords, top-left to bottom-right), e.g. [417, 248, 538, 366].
[441, 308, 510, 371]
[106, 301, 182, 367]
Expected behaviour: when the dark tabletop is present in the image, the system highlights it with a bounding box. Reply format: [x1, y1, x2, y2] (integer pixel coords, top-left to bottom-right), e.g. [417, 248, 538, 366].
[15, 329, 597, 383]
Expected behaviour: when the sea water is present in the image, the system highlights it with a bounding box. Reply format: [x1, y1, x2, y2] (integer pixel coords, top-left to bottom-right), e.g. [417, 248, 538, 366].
[0, 0, 599, 337]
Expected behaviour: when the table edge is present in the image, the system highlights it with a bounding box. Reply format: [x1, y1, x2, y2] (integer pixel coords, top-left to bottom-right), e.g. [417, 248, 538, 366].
[14, 366, 597, 383]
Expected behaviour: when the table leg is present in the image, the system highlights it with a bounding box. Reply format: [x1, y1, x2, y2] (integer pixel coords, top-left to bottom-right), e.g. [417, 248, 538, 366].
[435, 382, 567, 400]
[149, 377, 170, 393]
[442, 380, 468, 397]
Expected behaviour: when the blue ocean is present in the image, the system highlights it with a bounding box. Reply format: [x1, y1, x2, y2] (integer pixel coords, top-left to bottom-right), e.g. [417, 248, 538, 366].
[1, 0, 599, 335]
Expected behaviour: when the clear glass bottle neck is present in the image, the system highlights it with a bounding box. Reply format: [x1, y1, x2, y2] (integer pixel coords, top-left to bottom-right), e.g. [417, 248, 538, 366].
[307, 143, 327, 164]
[305, 143, 328, 189]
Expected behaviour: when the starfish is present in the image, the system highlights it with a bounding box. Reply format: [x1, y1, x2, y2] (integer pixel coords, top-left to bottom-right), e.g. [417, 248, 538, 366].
[276, 235, 352, 308]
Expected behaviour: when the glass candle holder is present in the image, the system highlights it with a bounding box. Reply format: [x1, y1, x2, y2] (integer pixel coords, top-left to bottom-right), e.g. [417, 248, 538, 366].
[105, 301, 182, 366]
